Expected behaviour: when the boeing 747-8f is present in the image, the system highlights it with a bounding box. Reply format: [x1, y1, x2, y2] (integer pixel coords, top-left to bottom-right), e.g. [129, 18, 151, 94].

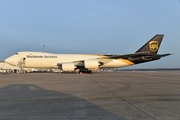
[5, 34, 171, 73]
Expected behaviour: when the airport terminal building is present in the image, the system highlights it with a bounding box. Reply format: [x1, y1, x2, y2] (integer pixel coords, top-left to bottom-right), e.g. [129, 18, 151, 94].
[0, 61, 60, 73]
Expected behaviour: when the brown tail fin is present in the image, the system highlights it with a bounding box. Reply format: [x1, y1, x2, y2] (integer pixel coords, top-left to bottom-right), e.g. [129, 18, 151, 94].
[136, 34, 164, 55]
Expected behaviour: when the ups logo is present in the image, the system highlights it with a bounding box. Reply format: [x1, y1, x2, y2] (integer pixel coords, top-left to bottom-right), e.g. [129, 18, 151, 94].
[149, 41, 159, 52]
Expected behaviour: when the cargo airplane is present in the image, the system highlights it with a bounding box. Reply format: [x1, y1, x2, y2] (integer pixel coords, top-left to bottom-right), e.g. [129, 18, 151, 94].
[5, 34, 171, 73]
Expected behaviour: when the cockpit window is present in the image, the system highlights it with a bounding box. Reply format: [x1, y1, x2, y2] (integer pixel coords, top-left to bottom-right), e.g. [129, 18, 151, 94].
[15, 53, 18, 55]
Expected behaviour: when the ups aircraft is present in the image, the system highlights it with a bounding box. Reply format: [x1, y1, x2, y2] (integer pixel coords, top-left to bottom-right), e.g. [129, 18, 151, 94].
[5, 34, 171, 73]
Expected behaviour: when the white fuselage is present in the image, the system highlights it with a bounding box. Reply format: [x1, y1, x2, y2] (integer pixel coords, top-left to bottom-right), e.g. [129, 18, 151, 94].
[5, 52, 134, 70]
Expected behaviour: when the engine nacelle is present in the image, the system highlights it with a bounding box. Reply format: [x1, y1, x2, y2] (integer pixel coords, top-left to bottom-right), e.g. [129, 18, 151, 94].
[62, 63, 75, 72]
[84, 59, 99, 69]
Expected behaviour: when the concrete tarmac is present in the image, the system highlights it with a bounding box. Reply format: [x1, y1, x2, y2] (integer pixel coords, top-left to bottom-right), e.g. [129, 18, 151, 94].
[0, 71, 180, 120]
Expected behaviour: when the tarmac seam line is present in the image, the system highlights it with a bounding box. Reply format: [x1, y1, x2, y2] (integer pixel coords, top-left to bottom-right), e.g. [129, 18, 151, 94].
[86, 74, 156, 120]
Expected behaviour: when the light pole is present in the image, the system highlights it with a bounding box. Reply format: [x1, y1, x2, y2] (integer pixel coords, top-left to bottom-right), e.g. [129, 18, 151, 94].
[44, 45, 46, 52]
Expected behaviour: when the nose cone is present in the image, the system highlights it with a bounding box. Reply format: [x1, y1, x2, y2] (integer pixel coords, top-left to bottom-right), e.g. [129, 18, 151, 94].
[5, 56, 15, 66]
[5, 57, 11, 64]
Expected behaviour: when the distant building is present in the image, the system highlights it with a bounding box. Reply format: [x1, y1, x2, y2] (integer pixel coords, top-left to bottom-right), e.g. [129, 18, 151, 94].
[0, 61, 35, 73]
[0, 61, 58, 73]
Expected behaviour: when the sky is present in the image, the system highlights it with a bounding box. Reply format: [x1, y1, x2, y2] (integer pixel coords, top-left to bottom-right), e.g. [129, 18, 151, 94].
[0, 0, 180, 68]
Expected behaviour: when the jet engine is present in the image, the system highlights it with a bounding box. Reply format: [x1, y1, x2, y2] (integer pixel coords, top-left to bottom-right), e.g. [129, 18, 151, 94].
[84, 59, 99, 69]
[62, 63, 75, 72]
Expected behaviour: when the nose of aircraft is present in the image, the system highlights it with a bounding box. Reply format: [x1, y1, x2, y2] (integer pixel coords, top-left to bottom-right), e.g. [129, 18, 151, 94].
[5, 57, 11, 64]
[5, 56, 15, 65]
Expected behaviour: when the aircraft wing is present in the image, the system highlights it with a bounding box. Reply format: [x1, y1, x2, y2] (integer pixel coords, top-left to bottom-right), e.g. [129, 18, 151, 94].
[103, 51, 150, 59]
[104, 52, 172, 59]
[57, 52, 172, 67]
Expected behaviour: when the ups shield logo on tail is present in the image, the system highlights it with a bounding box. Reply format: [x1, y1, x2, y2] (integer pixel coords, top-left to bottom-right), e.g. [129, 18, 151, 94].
[149, 41, 159, 52]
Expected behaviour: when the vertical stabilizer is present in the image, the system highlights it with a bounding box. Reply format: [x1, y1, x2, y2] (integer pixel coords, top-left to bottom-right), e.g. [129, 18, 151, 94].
[136, 34, 164, 55]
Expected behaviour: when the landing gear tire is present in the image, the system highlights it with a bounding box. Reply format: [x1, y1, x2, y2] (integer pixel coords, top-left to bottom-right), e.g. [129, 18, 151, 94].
[87, 70, 92, 74]
[83, 69, 92, 74]
[76, 68, 92, 74]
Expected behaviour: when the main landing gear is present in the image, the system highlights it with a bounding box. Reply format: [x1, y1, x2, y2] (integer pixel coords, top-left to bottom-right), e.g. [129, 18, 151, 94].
[75, 68, 92, 74]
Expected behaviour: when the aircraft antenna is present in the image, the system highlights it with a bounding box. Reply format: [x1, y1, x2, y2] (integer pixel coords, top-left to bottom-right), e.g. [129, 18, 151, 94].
[43, 45, 46, 52]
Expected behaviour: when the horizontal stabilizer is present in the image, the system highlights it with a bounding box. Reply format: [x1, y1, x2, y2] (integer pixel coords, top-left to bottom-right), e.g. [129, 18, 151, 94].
[145, 53, 172, 59]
